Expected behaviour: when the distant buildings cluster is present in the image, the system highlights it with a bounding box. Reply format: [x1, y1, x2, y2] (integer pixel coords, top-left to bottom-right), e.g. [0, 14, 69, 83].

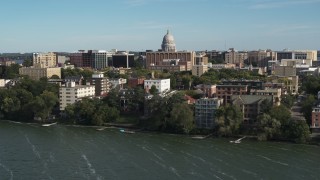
[0, 30, 319, 131]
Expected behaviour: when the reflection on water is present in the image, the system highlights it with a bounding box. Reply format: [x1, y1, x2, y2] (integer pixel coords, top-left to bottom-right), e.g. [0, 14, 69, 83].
[0, 121, 319, 180]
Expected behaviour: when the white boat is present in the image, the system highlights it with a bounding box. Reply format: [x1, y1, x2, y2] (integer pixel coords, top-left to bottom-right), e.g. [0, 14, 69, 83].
[230, 136, 246, 143]
[120, 129, 135, 134]
[96, 127, 107, 131]
[42, 122, 57, 127]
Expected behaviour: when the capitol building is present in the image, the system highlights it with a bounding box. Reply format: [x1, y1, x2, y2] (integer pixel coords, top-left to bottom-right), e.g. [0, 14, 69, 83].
[146, 30, 195, 72]
[161, 30, 176, 52]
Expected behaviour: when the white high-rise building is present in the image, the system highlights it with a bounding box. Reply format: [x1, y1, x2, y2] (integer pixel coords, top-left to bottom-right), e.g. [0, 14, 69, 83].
[59, 82, 95, 110]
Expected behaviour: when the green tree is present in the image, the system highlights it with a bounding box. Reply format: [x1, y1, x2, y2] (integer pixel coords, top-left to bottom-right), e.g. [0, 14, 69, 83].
[76, 98, 96, 124]
[143, 95, 167, 130]
[168, 103, 194, 134]
[301, 95, 316, 126]
[301, 76, 320, 95]
[269, 105, 291, 125]
[215, 105, 243, 137]
[260, 98, 273, 114]
[30, 96, 47, 121]
[2, 64, 21, 79]
[23, 59, 33, 67]
[256, 113, 281, 141]
[1, 97, 20, 114]
[30, 91, 58, 122]
[50, 75, 60, 79]
[13, 89, 34, 106]
[281, 95, 295, 109]
[102, 88, 120, 110]
[286, 120, 310, 143]
[149, 85, 158, 95]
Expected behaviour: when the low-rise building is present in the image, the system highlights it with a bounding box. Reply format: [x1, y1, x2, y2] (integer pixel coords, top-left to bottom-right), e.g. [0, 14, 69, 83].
[19, 67, 61, 80]
[264, 82, 285, 93]
[269, 75, 299, 95]
[144, 79, 170, 94]
[192, 64, 208, 77]
[184, 95, 196, 104]
[311, 105, 320, 129]
[195, 97, 223, 129]
[64, 76, 84, 85]
[250, 88, 282, 106]
[195, 84, 216, 98]
[216, 85, 248, 105]
[128, 77, 145, 88]
[210, 63, 236, 70]
[109, 78, 127, 89]
[59, 82, 95, 111]
[232, 95, 273, 123]
[221, 80, 264, 91]
[274, 65, 297, 76]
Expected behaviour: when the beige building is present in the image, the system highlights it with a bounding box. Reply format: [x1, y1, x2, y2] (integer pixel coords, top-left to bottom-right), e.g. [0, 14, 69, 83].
[274, 66, 296, 76]
[250, 88, 282, 106]
[19, 67, 61, 80]
[280, 59, 313, 66]
[224, 48, 248, 67]
[210, 63, 236, 70]
[248, 50, 276, 67]
[33, 52, 57, 68]
[194, 54, 208, 65]
[269, 76, 299, 95]
[276, 50, 317, 61]
[192, 64, 208, 77]
[0, 60, 16, 66]
[295, 50, 317, 60]
[59, 82, 95, 111]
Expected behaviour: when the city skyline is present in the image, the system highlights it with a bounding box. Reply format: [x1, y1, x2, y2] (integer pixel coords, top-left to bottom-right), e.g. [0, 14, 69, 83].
[1, 0, 319, 52]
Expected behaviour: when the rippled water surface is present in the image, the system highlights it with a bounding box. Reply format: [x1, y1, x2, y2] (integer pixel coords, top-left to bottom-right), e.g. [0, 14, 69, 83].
[0, 121, 319, 180]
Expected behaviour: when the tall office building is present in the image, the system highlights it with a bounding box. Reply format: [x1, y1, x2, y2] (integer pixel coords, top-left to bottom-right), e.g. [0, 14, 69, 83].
[111, 51, 135, 68]
[92, 50, 113, 70]
[276, 50, 317, 61]
[69, 50, 114, 69]
[247, 50, 275, 67]
[224, 48, 248, 67]
[33, 52, 57, 68]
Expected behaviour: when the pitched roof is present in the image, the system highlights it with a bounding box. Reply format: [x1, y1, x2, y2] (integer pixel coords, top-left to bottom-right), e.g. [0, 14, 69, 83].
[231, 95, 272, 105]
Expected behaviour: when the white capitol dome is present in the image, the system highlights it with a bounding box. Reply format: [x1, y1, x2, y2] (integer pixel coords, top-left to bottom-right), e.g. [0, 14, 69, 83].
[161, 30, 176, 52]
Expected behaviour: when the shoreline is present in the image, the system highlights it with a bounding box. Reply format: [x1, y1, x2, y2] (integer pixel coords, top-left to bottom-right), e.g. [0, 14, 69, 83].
[1, 120, 319, 146]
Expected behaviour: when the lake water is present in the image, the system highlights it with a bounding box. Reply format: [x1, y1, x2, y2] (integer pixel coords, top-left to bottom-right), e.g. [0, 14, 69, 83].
[0, 121, 319, 180]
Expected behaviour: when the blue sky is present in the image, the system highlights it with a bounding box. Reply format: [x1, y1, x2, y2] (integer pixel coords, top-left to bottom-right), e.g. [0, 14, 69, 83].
[0, 0, 319, 52]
